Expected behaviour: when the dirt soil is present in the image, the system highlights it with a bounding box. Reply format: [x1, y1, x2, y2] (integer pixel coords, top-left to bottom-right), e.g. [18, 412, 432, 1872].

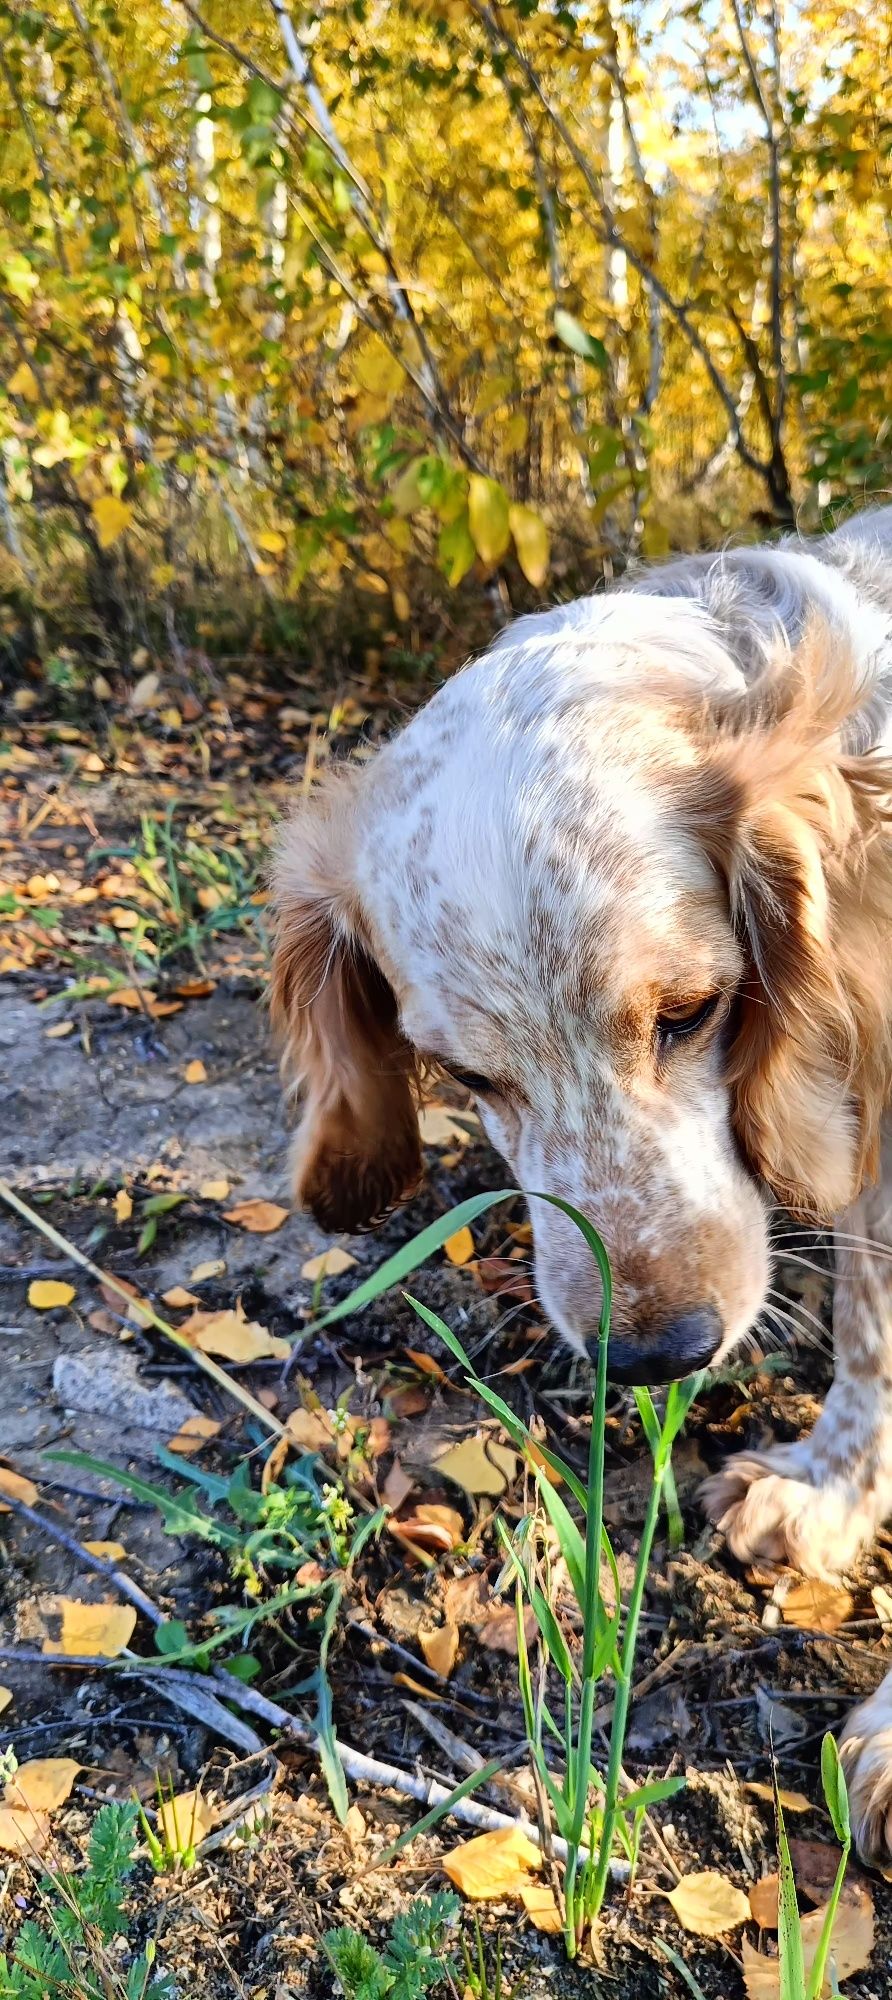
[2, 669, 892, 1998]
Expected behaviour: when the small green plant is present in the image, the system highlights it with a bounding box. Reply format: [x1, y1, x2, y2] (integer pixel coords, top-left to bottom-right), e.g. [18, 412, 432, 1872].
[0, 1801, 173, 1999]
[89, 800, 267, 973]
[777, 1733, 852, 1999]
[304, 1188, 700, 1957]
[461, 1917, 522, 1998]
[324, 1893, 460, 1998]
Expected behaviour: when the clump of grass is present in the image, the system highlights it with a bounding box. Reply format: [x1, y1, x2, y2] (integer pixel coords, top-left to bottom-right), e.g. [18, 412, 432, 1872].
[0, 1800, 174, 1998]
[324, 1892, 460, 1998]
[777, 1732, 853, 1998]
[90, 801, 267, 972]
[307, 1188, 704, 1956]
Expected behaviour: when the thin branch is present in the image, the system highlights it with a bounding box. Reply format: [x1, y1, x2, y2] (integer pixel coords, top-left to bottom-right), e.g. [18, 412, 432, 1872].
[727, 0, 785, 446]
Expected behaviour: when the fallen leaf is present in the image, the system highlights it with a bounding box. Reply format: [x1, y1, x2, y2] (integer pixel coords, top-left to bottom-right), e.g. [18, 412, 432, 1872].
[420, 1623, 459, 1677]
[382, 1460, 415, 1511]
[286, 1406, 336, 1451]
[443, 1574, 492, 1628]
[0, 1808, 51, 1854]
[393, 1673, 445, 1700]
[388, 1386, 430, 1418]
[157, 1788, 214, 1851]
[520, 1883, 562, 1933]
[198, 1179, 230, 1201]
[190, 1258, 226, 1282]
[174, 978, 216, 998]
[28, 1278, 75, 1309]
[82, 1541, 127, 1562]
[443, 1824, 542, 1900]
[444, 1225, 475, 1266]
[105, 986, 150, 1010]
[778, 1577, 854, 1634]
[475, 1258, 534, 1301]
[872, 1584, 892, 1630]
[435, 1436, 518, 1498]
[404, 1348, 450, 1383]
[223, 1198, 289, 1234]
[166, 1414, 222, 1455]
[183, 1059, 207, 1083]
[418, 1105, 470, 1147]
[0, 1466, 39, 1510]
[742, 1884, 874, 1997]
[162, 1285, 200, 1308]
[46, 1019, 74, 1039]
[390, 1503, 465, 1555]
[6, 1758, 80, 1814]
[479, 1602, 538, 1655]
[179, 1301, 290, 1363]
[746, 1782, 812, 1813]
[788, 1839, 859, 1907]
[749, 1873, 780, 1927]
[114, 1189, 133, 1223]
[666, 1870, 751, 1938]
[41, 1599, 137, 1658]
[0, 1689, 11, 1713]
[301, 1247, 358, 1281]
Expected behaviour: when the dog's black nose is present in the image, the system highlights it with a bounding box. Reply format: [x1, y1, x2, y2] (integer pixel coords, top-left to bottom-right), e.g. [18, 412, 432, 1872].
[605, 1307, 722, 1385]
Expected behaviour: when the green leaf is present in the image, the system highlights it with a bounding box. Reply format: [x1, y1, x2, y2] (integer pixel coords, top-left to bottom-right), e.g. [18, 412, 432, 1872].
[554, 309, 608, 368]
[820, 1730, 851, 1845]
[438, 510, 476, 585]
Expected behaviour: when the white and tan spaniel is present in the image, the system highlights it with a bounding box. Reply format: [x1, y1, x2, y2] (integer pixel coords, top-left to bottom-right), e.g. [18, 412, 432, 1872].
[272, 505, 892, 1864]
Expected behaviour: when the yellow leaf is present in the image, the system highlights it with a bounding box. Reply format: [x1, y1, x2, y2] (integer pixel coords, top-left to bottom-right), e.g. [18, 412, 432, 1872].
[435, 1437, 518, 1497]
[746, 1782, 812, 1812]
[742, 1885, 874, 1997]
[444, 1225, 474, 1266]
[8, 360, 39, 401]
[223, 1198, 289, 1234]
[354, 337, 404, 399]
[42, 1600, 137, 1659]
[392, 584, 411, 622]
[190, 1258, 227, 1282]
[166, 1414, 222, 1455]
[82, 1541, 127, 1562]
[509, 504, 550, 587]
[0, 1466, 39, 1510]
[666, 1870, 751, 1938]
[420, 1622, 459, 1677]
[521, 1883, 562, 1932]
[179, 1301, 290, 1363]
[162, 1285, 201, 1307]
[418, 1105, 471, 1147]
[443, 1824, 542, 1900]
[92, 494, 134, 549]
[467, 475, 511, 565]
[198, 1179, 230, 1201]
[0, 1689, 11, 1714]
[183, 1059, 207, 1083]
[504, 410, 529, 452]
[114, 1189, 133, 1223]
[28, 1279, 75, 1309]
[778, 1577, 854, 1634]
[5, 1758, 80, 1814]
[301, 1247, 358, 1281]
[0, 1807, 51, 1854]
[255, 529, 286, 554]
[157, 1788, 214, 1851]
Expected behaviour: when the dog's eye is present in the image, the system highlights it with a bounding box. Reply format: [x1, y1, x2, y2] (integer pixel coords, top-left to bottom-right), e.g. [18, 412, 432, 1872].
[449, 1067, 494, 1095]
[656, 994, 721, 1042]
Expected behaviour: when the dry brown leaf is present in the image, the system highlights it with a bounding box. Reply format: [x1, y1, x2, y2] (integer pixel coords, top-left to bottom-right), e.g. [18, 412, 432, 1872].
[666, 1870, 751, 1938]
[198, 1179, 230, 1201]
[82, 1540, 127, 1562]
[475, 1258, 534, 1302]
[0, 1466, 39, 1510]
[301, 1247, 358, 1281]
[179, 1301, 290, 1363]
[6, 1758, 80, 1814]
[393, 1673, 445, 1700]
[390, 1503, 465, 1555]
[114, 1188, 133, 1223]
[174, 977, 216, 998]
[443, 1824, 542, 1900]
[746, 1782, 812, 1813]
[157, 1788, 214, 1851]
[444, 1225, 475, 1266]
[382, 1460, 416, 1511]
[41, 1599, 137, 1658]
[749, 1873, 780, 1928]
[404, 1348, 450, 1383]
[28, 1278, 75, 1309]
[286, 1407, 336, 1451]
[166, 1414, 222, 1455]
[223, 1198, 289, 1234]
[742, 1884, 874, 1997]
[0, 1807, 51, 1854]
[788, 1839, 860, 1907]
[418, 1105, 470, 1147]
[162, 1285, 200, 1308]
[0, 1689, 11, 1714]
[778, 1577, 855, 1634]
[183, 1059, 207, 1083]
[443, 1573, 492, 1628]
[420, 1622, 459, 1678]
[520, 1883, 562, 1933]
[388, 1386, 430, 1418]
[872, 1583, 892, 1630]
[46, 1019, 75, 1039]
[435, 1436, 518, 1497]
[479, 1602, 538, 1655]
[190, 1258, 226, 1282]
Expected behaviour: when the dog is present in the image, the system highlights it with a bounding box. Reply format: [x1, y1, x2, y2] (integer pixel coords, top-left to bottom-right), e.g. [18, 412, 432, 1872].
[271, 506, 892, 1864]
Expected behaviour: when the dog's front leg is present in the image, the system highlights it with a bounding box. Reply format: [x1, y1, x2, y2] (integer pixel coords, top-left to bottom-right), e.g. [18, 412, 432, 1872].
[703, 1135, 892, 1580]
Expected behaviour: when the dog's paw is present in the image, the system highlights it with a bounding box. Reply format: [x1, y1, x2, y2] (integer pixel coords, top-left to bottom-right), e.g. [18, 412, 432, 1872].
[840, 1678, 892, 1868]
[700, 1447, 879, 1579]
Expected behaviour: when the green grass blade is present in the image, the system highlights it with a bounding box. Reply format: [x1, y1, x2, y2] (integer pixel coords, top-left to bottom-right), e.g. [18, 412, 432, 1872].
[312, 1189, 519, 1332]
[776, 1780, 807, 2000]
[370, 1760, 508, 1871]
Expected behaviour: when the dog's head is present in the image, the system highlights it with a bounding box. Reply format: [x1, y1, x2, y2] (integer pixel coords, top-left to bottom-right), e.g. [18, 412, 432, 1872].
[271, 594, 892, 1383]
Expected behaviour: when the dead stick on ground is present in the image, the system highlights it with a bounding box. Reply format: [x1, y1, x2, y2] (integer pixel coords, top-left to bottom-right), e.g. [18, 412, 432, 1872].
[0, 1489, 162, 1625]
[0, 1178, 288, 1439]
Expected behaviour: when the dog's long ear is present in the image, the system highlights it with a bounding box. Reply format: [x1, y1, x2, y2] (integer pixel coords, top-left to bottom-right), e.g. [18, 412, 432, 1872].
[270, 771, 422, 1231]
[691, 619, 892, 1218]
